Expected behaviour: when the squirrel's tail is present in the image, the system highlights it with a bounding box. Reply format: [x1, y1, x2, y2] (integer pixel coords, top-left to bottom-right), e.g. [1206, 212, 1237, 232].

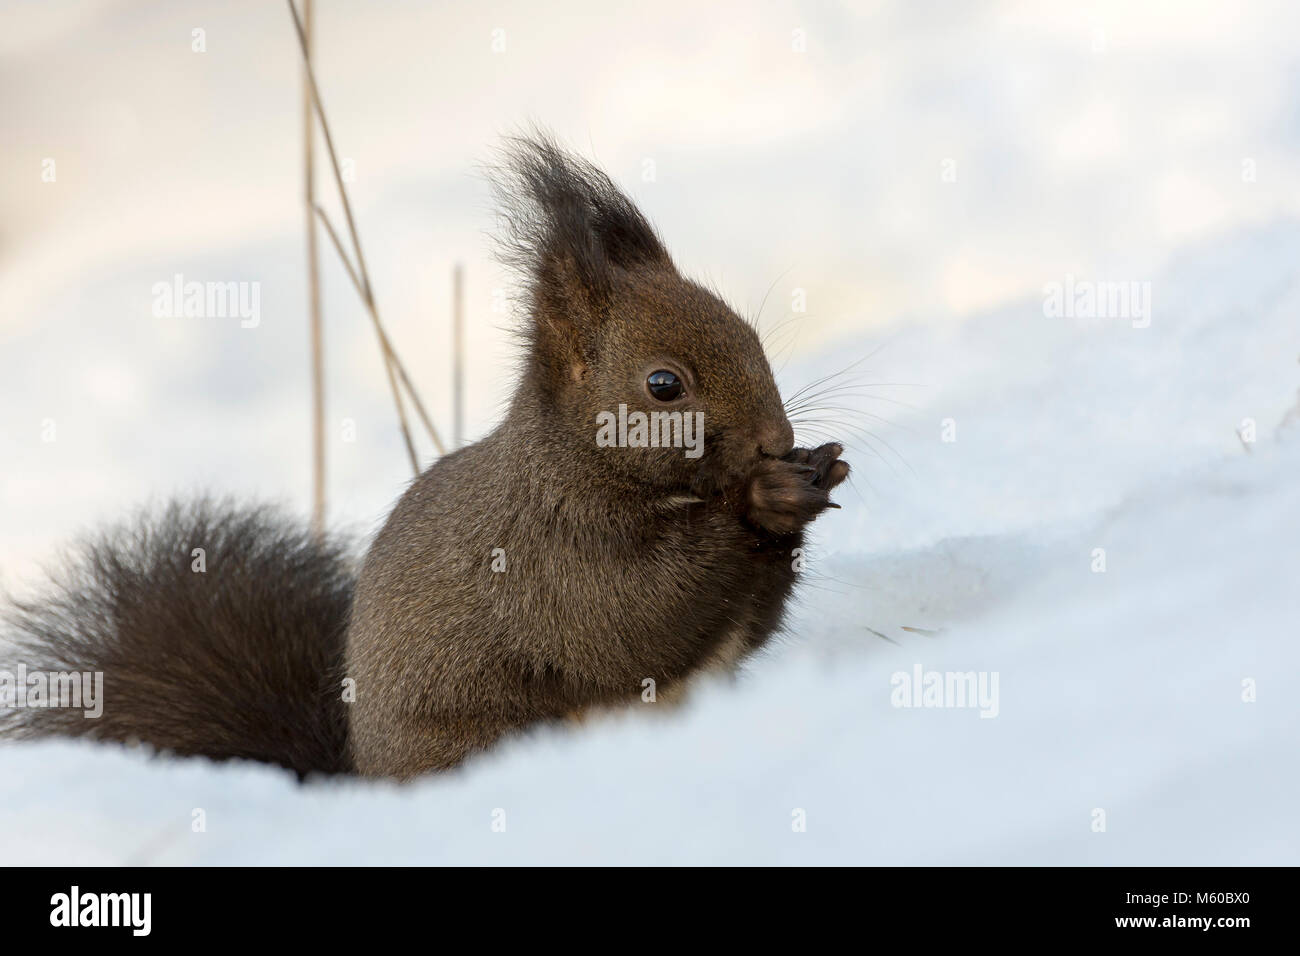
[1, 499, 354, 777]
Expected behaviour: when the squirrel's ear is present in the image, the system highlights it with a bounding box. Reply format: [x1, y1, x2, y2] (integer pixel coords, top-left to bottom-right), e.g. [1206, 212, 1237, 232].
[492, 133, 672, 368]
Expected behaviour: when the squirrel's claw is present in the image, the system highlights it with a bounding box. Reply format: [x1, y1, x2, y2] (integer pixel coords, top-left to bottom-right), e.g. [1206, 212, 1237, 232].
[745, 442, 850, 534]
[783, 442, 850, 491]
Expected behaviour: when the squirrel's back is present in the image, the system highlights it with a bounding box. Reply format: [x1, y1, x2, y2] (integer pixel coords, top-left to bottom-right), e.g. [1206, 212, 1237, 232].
[1, 499, 354, 777]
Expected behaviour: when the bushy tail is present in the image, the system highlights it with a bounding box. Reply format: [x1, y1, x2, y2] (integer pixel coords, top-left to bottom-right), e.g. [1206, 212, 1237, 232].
[1, 500, 355, 777]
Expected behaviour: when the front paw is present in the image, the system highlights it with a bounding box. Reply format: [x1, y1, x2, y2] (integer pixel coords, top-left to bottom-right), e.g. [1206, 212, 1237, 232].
[744, 443, 849, 534]
[782, 442, 850, 492]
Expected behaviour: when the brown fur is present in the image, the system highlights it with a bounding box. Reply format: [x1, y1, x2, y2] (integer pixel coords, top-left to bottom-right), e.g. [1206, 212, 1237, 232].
[345, 134, 847, 777]
[1, 134, 848, 780]
[1, 500, 353, 778]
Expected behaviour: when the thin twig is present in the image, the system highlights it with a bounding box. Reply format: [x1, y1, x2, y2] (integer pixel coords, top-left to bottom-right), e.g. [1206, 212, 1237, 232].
[301, 0, 326, 538]
[287, 0, 373, 307]
[313, 204, 442, 460]
[286, 0, 446, 464]
[865, 626, 900, 646]
[313, 204, 420, 473]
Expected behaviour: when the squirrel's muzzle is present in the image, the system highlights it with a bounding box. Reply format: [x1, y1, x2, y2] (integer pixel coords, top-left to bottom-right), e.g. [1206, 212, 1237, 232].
[756, 419, 795, 459]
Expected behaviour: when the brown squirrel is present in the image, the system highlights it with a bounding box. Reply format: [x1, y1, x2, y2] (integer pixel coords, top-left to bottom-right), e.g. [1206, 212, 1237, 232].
[1, 134, 849, 779]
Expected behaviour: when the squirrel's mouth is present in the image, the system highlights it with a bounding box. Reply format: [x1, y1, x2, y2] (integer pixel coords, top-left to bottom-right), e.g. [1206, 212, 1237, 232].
[687, 452, 764, 505]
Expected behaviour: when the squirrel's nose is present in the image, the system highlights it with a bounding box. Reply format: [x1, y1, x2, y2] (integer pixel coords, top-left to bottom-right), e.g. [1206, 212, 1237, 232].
[757, 420, 795, 458]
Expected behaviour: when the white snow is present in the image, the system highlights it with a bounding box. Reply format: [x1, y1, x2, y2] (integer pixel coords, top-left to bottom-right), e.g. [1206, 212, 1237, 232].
[3, 223, 1297, 865]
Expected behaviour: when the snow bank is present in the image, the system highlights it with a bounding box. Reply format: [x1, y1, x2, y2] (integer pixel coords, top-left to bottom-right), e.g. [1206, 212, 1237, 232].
[3, 224, 1298, 865]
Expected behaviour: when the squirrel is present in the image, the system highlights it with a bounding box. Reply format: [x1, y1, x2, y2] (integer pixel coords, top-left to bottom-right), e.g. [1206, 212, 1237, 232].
[1, 134, 849, 780]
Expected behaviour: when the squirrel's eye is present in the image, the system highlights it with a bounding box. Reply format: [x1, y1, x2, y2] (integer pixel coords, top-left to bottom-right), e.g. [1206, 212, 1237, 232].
[646, 370, 683, 402]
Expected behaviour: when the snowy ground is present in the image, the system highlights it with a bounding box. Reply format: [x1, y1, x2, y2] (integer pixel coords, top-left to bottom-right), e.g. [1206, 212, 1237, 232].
[2, 222, 1297, 866]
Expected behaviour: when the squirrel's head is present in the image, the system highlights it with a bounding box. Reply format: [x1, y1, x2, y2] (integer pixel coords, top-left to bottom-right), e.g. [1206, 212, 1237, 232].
[495, 133, 793, 495]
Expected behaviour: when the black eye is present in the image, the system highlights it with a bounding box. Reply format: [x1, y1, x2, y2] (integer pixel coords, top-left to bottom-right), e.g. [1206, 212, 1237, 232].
[646, 370, 683, 402]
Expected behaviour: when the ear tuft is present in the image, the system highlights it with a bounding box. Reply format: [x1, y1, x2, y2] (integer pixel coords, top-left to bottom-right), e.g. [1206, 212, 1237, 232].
[490, 130, 671, 340]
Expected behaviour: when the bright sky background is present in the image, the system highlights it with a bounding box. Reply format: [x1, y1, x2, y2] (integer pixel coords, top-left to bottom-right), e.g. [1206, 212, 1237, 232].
[3, 0, 1300, 583]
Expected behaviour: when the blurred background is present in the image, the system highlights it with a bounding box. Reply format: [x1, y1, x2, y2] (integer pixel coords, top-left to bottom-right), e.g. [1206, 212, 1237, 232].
[3, 0, 1299, 581]
[4, 0, 1300, 865]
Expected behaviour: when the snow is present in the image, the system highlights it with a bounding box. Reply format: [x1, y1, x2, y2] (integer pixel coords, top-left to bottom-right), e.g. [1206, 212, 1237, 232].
[3, 223, 1297, 865]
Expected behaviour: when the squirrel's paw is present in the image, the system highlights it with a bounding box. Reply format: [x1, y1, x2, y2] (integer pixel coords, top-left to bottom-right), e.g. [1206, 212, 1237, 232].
[744, 443, 849, 534]
[782, 442, 850, 492]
